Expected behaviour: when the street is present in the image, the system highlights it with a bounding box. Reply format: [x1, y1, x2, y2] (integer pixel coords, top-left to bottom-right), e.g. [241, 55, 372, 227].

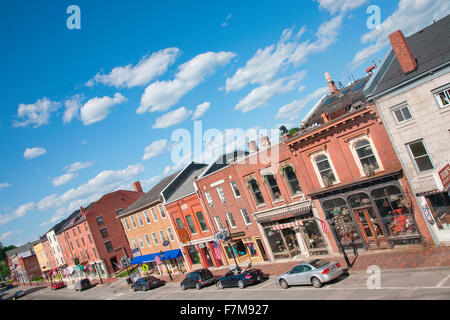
[4, 266, 450, 300]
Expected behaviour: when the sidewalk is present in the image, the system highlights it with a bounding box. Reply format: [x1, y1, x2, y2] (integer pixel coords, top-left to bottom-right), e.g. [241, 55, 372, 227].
[156, 246, 450, 283]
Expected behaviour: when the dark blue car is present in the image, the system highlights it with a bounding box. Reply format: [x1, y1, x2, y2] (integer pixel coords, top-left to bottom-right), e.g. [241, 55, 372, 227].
[216, 265, 268, 289]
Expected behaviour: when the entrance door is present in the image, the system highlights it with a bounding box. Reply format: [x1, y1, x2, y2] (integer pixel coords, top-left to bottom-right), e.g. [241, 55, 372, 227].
[353, 207, 386, 248]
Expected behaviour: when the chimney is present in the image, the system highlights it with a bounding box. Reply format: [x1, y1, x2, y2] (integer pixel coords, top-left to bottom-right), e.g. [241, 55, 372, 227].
[132, 181, 143, 193]
[325, 72, 338, 94]
[260, 136, 271, 148]
[321, 112, 330, 123]
[79, 206, 84, 214]
[247, 140, 259, 153]
[388, 30, 417, 74]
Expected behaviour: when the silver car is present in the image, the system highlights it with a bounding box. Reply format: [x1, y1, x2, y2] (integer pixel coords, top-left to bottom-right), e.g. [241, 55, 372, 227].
[277, 259, 344, 288]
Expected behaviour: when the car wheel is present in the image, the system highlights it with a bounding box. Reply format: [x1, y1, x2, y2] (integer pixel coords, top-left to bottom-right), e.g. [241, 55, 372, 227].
[144, 286, 149, 291]
[238, 280, 245, 289]
[196, 282, 201, 290]
[311, 277, 323, 288]
[216, 281, 224, 290]
[279, 279, 289, 289]
[181, 283, 187, 290]
[132, 286, 137, 292]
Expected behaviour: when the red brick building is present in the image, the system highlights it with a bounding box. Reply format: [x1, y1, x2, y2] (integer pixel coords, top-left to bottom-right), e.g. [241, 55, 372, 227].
[283, 72, 434, 254]
[195, 152, 270, 265]
[6, 240, 42, 283]
[162, 162, 221, 270]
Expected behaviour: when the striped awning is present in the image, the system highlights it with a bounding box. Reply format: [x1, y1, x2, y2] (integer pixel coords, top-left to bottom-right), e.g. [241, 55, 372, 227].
[256, 201, 311, 224]
[272, 220, 304, 231]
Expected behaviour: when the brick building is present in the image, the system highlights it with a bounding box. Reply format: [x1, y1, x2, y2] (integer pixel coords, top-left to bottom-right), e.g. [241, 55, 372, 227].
[195, 151, 270, 265]
[6, 240, 42, 283]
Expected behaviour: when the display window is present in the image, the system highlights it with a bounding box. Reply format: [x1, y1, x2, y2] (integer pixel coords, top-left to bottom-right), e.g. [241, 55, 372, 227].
[426, 192, 450, 229]
[187, 245, 201, 264]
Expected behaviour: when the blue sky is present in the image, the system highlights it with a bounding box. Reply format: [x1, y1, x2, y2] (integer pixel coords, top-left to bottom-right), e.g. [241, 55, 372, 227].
[1, 0, 448, 246]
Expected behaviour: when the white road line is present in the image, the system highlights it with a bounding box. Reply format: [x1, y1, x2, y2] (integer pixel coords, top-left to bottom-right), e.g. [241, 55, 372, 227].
[435, 275, 450, 288]
[259, 280, 276, 289]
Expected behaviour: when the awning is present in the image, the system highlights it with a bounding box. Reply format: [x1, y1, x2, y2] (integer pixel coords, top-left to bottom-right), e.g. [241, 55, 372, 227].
[256, 202, 311, 224]
[130, 249, 183, 265]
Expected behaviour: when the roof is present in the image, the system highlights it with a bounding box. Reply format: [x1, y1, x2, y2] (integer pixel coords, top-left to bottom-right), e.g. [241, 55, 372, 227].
[119, 171, 180, 217]
[59, 212, 86, 233]
[199, 150, 249, 178]
[46, 209, 81, 235]
[369, 14, 450, 97]
[162, 162, 208, 204]
[82, 190, 143, 216]
[5, 240, 40, 258]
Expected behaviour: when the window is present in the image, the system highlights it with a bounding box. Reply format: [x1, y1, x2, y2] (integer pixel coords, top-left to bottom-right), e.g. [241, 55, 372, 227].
[185, 215, 197, 234]
[159, 230, 166, 243]
[150, 208, 158, 221]
[138, 236, 144, 248]
[315, 155, 337, 186]
[216, 186, 226, 203]
[166, 228, 175, 241]
[81, 237, 85, 246]
[70, 241, 74, 250]
[282, 165, 302, 196]
[137, 213, 144, 226]
[84, 223, 88, 231]
[434, 86, 450, 108]
[158, 204, 166, 218]
[205, 191, 213, 207]
[88, 234, 93, 244]
[93, 247, 98, 259]
[247, 178, 265, 205]
[143, 210, 151, 224]
[230, 181, 241, 198]
[130, 216, 137, 228]
[77, 226, 81, 234]
[214, 216, 223, 229]
[116, 209, 123, 215]
[354, 140, 380, 172]
[195, 211, 209, 232]
[100, 228, 108, 239]
[76, 239, 80, 248]
[263, 173, 281, 201]
[175, 218, 184, 230]
[226, 212, 237, 228]
[391, 103, 413, 123]
[144, 234, 152, 246]
[131, 238, 137, 249]
[407, 140, 434, 172]
[240, 208, 251, 225]
[105, 241, 113, 253]
[96, 216, 104, 226]
[85, 249, 90, 260]
[73, 229, 76, 236]
[151, 233, 159, 245]
[123, 218, 130, 231]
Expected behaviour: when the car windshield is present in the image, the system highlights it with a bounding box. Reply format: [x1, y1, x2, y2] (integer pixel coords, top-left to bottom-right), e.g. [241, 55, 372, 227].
[308, 259, 329, 268]
[199, 269, 212, 277]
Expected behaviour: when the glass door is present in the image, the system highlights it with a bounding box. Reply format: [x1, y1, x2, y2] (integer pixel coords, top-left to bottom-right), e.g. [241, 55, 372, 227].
[353, 208, 386, 247]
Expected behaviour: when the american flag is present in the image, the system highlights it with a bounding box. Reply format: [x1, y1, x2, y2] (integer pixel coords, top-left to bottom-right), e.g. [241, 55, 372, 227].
[212, 241, 223, 261]
[320, 219, 328, 234]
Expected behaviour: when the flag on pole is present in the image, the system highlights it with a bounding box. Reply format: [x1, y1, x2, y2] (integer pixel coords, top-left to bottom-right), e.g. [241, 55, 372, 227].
[212, 241, 223, 261]
[320, 219, 328, 234]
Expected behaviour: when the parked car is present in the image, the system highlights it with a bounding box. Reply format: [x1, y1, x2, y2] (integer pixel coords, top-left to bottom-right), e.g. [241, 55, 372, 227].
[180, 268, 216, 290]
[277, 259, 344, 289]
[9, 290, 25, 300]
[51, 282, 65, 290]
[74, 278, 92, 292]
[216, 264, 269, 289]
[131, 276, 165, 291]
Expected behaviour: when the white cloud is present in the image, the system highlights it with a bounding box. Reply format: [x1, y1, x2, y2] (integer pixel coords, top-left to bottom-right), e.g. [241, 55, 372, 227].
[64, 161, 95, 173]
[221, 13, 232, 27]
[0, 230, 22, 241]
[24, 147, 47, 160]
[234, 71, 306, 113]
[88, 48, 180, 88]
[0, 202, 35, 226]
[315, 0, 368, 15]
[138, 51, 236, 113]
[152, 107, 193, 129]
[275, 87, 329, 122]
[350, 0, 450, 68]
[143, 139, 168, 160]
[80, 93, 127, 125]
[13, 98, 61, 128]
[0, 183, 11, 190]
[63, 94, 84, 124]
[192, 102, 210, 120]
[52, 173, 78, 186]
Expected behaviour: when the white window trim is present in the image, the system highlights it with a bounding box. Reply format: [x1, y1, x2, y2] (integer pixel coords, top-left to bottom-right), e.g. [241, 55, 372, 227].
[240, 208, 252, 226]
[406, 139, 434, 174]
[310, 150, 340, 188]
[348, 135, 384, 177]
[185, 215, 198, 235]
[205, 191, 214, 207]
[144, 234, 152, 247]
[131, 238, 137, 249]
[143, 210, 151, 224]
[213, 216, 223, 230]
[158, 204, 167, 219]
[226, 212, 237, 229]
[158, 230, 166, 243]
[390, 102, 413, 124]
[137, 236, 145, 248]
[130, 216, 137, 229]
[123, 218, 130, 231]
[432, 83, 450, 109]
[137, 213, 144, 227]
[216, 186, 226, 203]
[166, 227, 175, 241]
[151, 232, 159, 245]
[230, 181, 241, 198]
[150, 207, 159, 222]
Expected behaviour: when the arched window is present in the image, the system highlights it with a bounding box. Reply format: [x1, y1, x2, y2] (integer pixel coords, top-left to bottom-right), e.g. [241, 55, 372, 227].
[263, 173, 281, 201]
[282, 165, 302, 196]
[315, 155, 336, 186]
[247, 178, 265, 206]
[354, 140, 379, 172]
[195, 211, 209, 232]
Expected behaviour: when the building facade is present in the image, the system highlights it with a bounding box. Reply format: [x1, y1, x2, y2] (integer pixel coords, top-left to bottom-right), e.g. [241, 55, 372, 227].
[6, 241, 42, 283]
[365, 15, 450, 246]
[33, 238, 50, 274]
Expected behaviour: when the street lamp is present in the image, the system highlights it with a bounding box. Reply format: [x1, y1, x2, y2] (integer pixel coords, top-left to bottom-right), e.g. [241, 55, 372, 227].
[325, 213, 352, 269]
[160, 250, 173, 281]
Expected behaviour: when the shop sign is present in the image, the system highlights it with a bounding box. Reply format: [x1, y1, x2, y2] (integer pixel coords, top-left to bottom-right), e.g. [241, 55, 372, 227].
[131, 248, 141, 257]
[198, 243, 206, 249]
[272, 220, 304, 231]
[213, 229, 230, 242]
[178, 228, 190, 243]
[438, 163, 450, 190]
[229, 231, 245, 238]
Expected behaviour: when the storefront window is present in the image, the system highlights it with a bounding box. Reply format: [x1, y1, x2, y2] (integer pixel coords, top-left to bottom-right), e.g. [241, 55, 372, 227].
[281, 228, 299, 251]
[247, 241, 258, 256]
[322, 198, 362, 244]
[426, 192, 450, 230]
[187, 246, 200, 264]
[371, 186, 418, 237]
[263, 226, 288, 256]
[301, 218, 327, 249]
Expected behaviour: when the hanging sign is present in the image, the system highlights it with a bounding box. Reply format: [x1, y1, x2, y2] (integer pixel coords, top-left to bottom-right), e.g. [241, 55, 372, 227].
[162, 240, 170, 247]
[272, 220, 304, 231]
[141, 264, 149, 272]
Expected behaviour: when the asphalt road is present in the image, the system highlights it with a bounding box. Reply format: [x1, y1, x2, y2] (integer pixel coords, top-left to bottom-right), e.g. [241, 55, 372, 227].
[5, 266, 450, 300]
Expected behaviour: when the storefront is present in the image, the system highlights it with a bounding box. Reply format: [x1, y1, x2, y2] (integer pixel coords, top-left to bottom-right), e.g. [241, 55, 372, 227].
[130, 249, 187, 275]
[220, 235, 267, 265]
[255, 201, 329, 261]
[317, 174, 423, 250]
